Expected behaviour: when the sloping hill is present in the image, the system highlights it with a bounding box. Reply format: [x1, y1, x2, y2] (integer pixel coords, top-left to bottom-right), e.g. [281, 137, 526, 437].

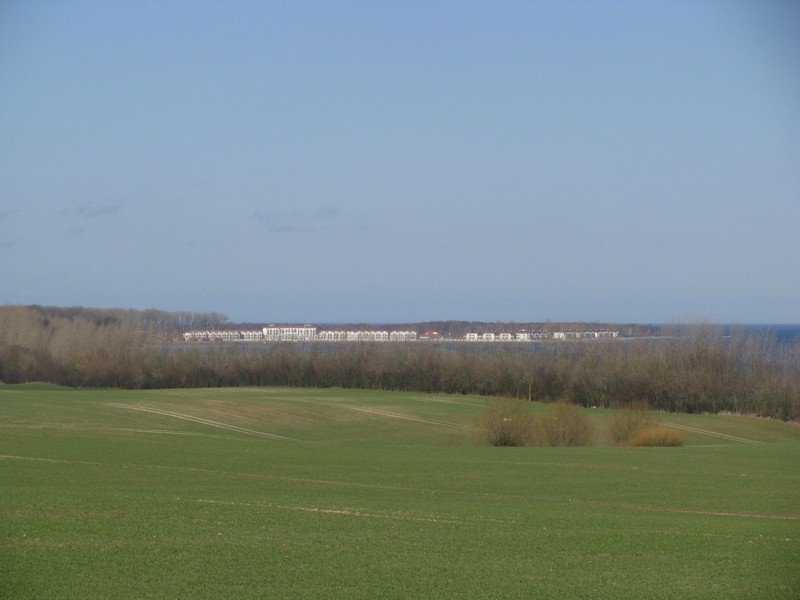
[2, 386, 798, 598]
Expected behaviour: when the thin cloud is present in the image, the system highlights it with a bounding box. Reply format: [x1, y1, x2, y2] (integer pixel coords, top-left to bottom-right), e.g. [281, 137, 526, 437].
[60, 202, 122, 219]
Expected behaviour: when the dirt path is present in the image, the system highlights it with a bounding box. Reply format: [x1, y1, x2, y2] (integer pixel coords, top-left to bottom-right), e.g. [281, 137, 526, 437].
[283, 396, 478, 431]
[191, 496, 799, 523]
[332, 403, 477, 431]
[193, 498, 466, 524]
[0, 423, 230, 439]
[660, 421, 763, 444]
[0, 454, 103, 466]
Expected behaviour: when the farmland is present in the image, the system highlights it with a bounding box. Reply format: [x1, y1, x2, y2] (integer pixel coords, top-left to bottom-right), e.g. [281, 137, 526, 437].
[1, 384, 798, 598]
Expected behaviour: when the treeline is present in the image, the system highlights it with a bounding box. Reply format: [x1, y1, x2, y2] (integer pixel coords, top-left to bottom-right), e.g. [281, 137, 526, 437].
[0, 305, 797, 420]
[16, 305, 229, 332]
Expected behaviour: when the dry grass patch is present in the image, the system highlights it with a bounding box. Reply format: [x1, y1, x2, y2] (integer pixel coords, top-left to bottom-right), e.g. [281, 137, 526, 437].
[629, 426, 686, 447]
[609, 404, 687, 447]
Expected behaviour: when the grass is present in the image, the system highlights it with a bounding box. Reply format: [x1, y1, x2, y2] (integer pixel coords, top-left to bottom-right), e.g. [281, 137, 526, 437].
[1, 384, 799, 598]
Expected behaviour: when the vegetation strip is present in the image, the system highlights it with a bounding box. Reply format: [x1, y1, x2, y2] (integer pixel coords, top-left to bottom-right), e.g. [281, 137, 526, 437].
[6, 306, 797, 421]
[106, 403, 303, 442]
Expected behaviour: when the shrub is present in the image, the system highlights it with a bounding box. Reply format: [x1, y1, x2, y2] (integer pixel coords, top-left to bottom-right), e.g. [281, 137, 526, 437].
[475, 398, 536, 446]
[608, 404, 653, 445]
[535, 401, 594, 446]
[628, 426, 686, 447]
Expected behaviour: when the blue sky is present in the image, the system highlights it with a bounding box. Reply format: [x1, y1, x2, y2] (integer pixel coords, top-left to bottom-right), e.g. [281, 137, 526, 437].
[1, 1, 798, 323]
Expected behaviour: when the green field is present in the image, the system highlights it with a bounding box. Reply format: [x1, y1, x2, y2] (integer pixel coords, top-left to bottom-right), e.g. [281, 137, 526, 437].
[1, 385, 798, 598]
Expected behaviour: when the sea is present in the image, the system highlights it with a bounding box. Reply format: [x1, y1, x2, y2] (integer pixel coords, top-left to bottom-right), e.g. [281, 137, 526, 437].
[703, 324, 799, 344]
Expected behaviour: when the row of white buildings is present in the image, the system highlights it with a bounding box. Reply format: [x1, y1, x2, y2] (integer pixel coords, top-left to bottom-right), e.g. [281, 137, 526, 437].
[465, 332, 540, 342]
[552, 331, 619, 340]
[182, 325, 417, 343]
[463, 331, 618, 342]
[317, 330, 418, 342]
[182, 330, 266, 342]
[181, 325, 619, 343]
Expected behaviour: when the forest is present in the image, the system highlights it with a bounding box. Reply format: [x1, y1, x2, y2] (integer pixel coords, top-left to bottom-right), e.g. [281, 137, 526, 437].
[0, 305, 797, 420]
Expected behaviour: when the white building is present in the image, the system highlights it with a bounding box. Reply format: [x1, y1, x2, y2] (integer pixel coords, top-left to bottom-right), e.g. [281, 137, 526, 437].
[464, 332, 479, 342]
[355, 331, 389, 341]
[498, 333, 513, 342]
[390, 331, 417, 341]
[204, 330, 239, 342]
[318, 330, 347, 342]
[481, 333, 496, 342]
[263, 325, 317, 341]
[515, 333, 531, 341]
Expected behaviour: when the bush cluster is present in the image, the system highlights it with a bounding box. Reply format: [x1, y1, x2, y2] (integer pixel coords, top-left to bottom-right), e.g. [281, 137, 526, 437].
[535, 402, 594, 447]
[477, 401, 688, 447]
[476, 400, 594, 447]
[608, 405, 654, 445]
[475, 398, 536, 446]
[609, 405, 686, 446]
